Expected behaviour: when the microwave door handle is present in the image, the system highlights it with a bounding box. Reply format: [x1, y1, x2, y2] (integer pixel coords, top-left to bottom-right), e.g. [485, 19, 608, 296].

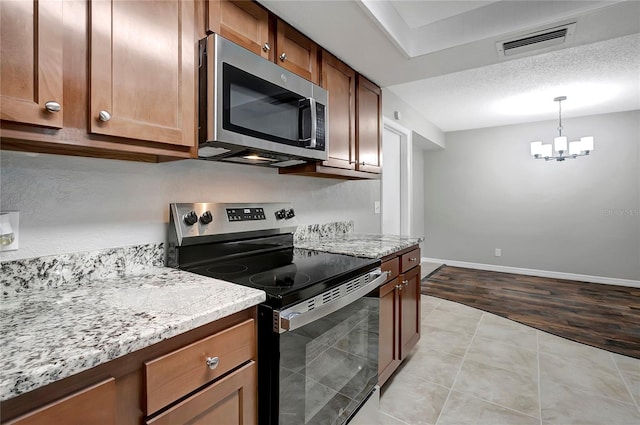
[299, 97, 317, 148]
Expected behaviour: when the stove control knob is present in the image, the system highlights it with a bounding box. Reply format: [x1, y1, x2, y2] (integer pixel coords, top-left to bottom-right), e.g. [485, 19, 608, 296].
[286, 208, 295, 219]
[199, 210, 213, 225]
[275, 209, 287, 220]
[183, 211, 198, 226]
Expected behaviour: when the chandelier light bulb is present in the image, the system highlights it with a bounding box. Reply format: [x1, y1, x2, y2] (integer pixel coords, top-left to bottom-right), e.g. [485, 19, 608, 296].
[581, 136, 594, 152]
[554, 136, 568, 152]
[569, 141, 582, 156]
[530, 141, 542, 156]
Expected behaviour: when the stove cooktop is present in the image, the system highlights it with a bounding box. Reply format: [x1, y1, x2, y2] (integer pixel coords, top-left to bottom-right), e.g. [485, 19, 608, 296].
[186, 247, 380, 308]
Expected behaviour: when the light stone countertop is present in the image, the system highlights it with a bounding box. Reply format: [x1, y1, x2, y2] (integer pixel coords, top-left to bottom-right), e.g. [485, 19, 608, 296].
[295, 233, 423, 259]
[0, 246, 265, 401]
[0, 229, 420, 402]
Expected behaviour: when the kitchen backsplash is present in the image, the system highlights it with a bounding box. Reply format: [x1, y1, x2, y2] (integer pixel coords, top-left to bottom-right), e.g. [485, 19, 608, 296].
[1, 221, 354, 298]
[1, 243, 163, 298]
[294, 221, 354, 242]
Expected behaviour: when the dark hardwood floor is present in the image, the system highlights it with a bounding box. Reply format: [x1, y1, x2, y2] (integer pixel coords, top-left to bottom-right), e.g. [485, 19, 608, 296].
[421, 266, 640, 359]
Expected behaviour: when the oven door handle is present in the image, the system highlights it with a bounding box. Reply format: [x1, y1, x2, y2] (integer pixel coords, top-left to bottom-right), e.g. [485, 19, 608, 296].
[278, 269, 386, 333]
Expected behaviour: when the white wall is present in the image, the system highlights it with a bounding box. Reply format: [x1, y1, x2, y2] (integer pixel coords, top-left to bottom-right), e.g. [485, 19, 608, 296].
[0, 151, 381, 261]
[422, 110, 639, 281]
[411, 138, 425, 253]
[382, 88, 445, 149]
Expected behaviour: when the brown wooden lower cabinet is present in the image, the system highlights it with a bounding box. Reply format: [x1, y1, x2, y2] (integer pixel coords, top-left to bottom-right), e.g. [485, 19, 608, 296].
[0, 309, 257, 425]
[378, 246, 421, 386]
[5, 378, 116, 425]
[147, 361, 256, 425]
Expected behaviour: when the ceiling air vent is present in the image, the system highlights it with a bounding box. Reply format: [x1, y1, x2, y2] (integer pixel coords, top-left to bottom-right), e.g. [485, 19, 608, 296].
[497, 23, 576, 57]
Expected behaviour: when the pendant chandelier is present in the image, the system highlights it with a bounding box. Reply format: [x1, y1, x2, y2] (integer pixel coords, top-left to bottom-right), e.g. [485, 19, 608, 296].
[530, 96, 594, 161]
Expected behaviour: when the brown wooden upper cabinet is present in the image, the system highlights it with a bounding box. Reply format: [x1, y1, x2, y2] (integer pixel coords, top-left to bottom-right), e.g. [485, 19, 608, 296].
[207, 0, 272, 60]
[356, 75, 382, 174]
[321, 51, 356, 170]
[0, 0, 64, 128]
[90, 0, 195, 147]
[280, 52, 382, 179]
[207, 0, 319, 84]
[275, 20, 319, 84]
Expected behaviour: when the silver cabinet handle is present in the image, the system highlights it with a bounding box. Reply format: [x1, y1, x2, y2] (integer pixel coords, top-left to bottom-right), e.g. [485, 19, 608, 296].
[279, 52, 287, 61]
[395, 284, 403, 291]
[409, 257, 418, 262]
[44, 101, 61, 113]
[402, 279, 409, 286]
[262, 42, 271, 52]
[205, 356, 219, 370]
[98, 110, 112, 122]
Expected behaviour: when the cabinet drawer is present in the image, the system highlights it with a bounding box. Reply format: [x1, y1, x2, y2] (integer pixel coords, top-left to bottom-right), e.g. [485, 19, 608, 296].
[145, 319, 255, 414]
[400, 248, 421, 273]
[147, 361, 257, 425]
[7, 379, 115, 425]
[381, 257, 399, 283]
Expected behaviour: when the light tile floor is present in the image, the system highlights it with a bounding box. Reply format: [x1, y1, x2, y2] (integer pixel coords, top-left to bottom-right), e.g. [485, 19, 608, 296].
[378, 295, 640, 425]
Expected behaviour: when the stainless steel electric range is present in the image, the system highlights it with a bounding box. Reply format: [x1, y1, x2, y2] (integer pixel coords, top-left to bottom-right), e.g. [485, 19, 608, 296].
[167, 203, 385, 425]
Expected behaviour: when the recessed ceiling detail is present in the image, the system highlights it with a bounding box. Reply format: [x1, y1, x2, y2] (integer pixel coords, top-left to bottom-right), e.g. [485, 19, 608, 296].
[357, 0, 620, 58]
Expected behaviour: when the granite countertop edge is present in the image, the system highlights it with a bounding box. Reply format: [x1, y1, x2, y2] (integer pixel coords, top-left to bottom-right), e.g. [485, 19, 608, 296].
[295, 233, 423, 259]
[0, 267, 266, 402]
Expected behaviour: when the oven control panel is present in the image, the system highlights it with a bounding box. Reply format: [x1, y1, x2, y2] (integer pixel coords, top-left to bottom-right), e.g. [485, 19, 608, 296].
[169, 202, 299, 248]
[226, 207, 266, 222]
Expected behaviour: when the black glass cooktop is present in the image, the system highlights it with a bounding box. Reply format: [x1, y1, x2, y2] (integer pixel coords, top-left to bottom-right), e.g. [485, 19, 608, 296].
[186, 247, 380, 308]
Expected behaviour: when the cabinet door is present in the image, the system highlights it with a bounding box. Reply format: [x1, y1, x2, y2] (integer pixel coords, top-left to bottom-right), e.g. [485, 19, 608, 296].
[399, 266, 421, 359]
[378, 278, 401, 386]
[6, 379, 116, 425]
[90, 0, 195, 146]
[321, 51, 356, 170]
[147, 361, 257, 425]
[0, 0, 63, 128]
[276, 20, 319, 84]
[209, 0, 271, 59]
[356, 75, 382, 174]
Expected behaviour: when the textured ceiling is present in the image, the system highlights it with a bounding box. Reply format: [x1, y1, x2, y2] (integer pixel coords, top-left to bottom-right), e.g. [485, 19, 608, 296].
[387, 33, 640, 131]
[260, 0, 640, 133]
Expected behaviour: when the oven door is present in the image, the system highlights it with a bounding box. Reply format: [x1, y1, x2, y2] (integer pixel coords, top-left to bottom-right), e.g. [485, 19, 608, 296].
[258, 270, 384, 425]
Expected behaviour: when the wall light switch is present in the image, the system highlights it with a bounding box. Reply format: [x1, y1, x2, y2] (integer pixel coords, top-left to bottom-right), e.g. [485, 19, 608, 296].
[374, 201, 381, 214]
[0, 211, 19, 251]
[494, 248, 501, 257]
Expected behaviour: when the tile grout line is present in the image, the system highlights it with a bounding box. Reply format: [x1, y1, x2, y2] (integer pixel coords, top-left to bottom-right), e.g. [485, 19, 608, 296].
[537, 330, 543, 425]
[610, 351, 640, 414]
[433, 311, 484, 425]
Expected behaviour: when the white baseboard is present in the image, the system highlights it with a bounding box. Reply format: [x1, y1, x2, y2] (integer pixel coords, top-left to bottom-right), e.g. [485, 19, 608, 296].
[421, 257, 640, 288]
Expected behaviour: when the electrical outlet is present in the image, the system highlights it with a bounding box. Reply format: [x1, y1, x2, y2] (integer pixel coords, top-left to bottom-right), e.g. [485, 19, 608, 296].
[0, 211, 19, 251]
[495, 248, 501, 257]
[374, 201, 380, 214]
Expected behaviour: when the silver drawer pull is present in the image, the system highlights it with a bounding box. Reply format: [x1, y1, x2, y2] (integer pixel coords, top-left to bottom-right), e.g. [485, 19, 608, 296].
[98, 110, 112, 122]
[44, 101, 61, 113]
[205, 356, 219, 370]
[409, 257, 418, 262]
[403, 279, 409, 286]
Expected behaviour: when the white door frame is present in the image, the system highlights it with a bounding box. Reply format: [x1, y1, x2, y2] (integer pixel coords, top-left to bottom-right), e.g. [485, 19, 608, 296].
[382, 117, 412, 236]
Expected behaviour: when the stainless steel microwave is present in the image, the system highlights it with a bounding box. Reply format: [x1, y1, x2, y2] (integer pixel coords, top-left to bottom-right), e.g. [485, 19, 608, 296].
[197, 34, 328, 167]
